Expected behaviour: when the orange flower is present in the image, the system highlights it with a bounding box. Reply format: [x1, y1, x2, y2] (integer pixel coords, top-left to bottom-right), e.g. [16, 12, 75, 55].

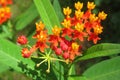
[93, 25, 103, 35]
[62, 19, 71, 28]
[0, 0, 12, 7]
[88, 33, 101, 44]
[75, 10, 84, 20]
[63, 7, 72, 16]
[87, 1, 95, 10]
[98, 11, 107, 20]
[73, 30, 86, 41]
[0, 7, 11, 24]
[62, 28, 73, 37]
[75, 1, 83, 10]
[35, 21, 45, 32]
[49, 35, 60, 46]
[52, 26, 61, 36]
[21, 48, 31, 58]
[35, 41, 48, 52]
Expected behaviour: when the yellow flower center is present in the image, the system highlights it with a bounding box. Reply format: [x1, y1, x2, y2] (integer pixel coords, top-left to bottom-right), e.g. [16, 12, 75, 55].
[75, 23, 84, 32]
[37, 31, 47, 42]
[75, 1, 83, 10]
[75, 10, 84, 19]
[72, 42, 79, 50]
[63, 7, 72, 16]
[89, 14, 98, 22]
[87, 1, 96, 10]
[62, 19, 71, 28]
[98, 11, 107, 20]
[5, 7, 10, 13]
[36, 21, 45, 31]
[52, 26, 61, 36]
[93, 25, 103, 34]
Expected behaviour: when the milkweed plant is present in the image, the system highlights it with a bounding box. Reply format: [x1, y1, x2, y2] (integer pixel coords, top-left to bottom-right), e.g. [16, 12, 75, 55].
[1, 0, 120, 80]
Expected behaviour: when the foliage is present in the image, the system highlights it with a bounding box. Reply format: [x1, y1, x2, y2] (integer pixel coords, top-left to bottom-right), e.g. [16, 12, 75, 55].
[0, 0, 120, 80]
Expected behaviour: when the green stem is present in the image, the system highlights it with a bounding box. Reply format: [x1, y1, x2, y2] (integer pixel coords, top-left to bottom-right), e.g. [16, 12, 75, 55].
[64, 64, 71, 80]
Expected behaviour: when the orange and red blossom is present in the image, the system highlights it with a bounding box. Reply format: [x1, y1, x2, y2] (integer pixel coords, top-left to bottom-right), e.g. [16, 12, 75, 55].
[49, 26, 61, 46]
[35, 21, 45, 32]
[21, 48, 31, 58]
[18, 1, 107, 64]
[0, 0, 12, 7]
[0, 7, 11, 24]
[0, 0, 12, 24]
[88, 33, 101, 44]
[17, 35, 28, 45]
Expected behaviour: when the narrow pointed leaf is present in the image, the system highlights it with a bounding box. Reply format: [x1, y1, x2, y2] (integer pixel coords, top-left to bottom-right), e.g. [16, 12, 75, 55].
[75, 43, 120, 62]
[68, 76, 88, 80]
[53, 0, 64, 22]
[83, 56, 120, 80]
[33, 0, 61, 34]
[15, 4, 39, 30]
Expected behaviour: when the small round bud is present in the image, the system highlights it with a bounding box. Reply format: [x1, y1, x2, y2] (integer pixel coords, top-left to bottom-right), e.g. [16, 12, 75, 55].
[21, 48, 31, 58]
[55, 48, 62, 55]
[17, 35, 28, 45]
[62, 52, 69, 59]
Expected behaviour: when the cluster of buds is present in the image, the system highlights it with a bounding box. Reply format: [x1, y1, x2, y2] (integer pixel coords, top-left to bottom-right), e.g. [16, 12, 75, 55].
[17, 1, 107, 72]
[0, 0, 12, 24]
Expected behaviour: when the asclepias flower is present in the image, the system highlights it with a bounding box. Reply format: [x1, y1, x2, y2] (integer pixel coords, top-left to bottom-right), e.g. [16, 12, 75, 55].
[17, 1, 107, 73]
[0, 0, 12, 25]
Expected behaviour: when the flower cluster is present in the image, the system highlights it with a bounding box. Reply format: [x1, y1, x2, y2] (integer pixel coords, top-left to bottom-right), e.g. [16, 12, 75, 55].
[17, 1, 107, 72]
[0, 0, 12, 24]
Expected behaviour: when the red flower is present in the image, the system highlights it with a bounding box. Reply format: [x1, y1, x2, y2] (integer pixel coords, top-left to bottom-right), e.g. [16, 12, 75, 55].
[0, 7, 11, 24]
[55, 48, 62, 55]
[21, 48, 31, 58]
[60, 41, 68, 51]
[84, 21, 92, 34]
[73, 30, 87, 41]
[62, 52, 69, 59]
[83, 11, 91, 20]
[35, 41, 48, 53]
[49, 35, 60, 46]
[62, 28, 73, 37]
[17, 35, 28, 45]
[88, 33, 101, 44]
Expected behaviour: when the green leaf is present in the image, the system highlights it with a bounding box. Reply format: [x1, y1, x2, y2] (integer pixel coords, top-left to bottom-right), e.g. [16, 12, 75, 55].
[51, 61, 64, 80]
[0, 63, 9, 73]
[68, 76, 88, 80]
[0, 39, 35, 72]
[75, 43, 120, 62]
[15, 4, 39, 30]
[53, 0, 64, 22]
[33, 0, 61, 34]
[83, 56, 120, 80]
[68, 64, 76, 75]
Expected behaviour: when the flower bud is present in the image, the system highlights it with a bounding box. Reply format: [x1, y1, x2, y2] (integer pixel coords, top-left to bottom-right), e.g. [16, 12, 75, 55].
[55, 48, 62, 55]
[21, 48, 31, 58]
[60, 42, 68, 51]
[62, 52, 69, 59]
[17, 35, 28, 45]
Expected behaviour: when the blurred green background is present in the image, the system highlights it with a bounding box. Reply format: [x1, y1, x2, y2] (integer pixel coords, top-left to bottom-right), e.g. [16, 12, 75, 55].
[0, 0, 120, 80]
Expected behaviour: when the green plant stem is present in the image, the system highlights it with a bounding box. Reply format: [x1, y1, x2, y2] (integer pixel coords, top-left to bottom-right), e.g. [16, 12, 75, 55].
[63, 64, 71, 80]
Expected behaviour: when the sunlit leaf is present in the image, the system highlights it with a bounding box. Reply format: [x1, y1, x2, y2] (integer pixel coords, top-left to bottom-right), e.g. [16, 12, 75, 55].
[75, 43, 120, 62]
[33, 0, 61, 34]
[0, 39, 35, 72]
[83, 56, 120, 80]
